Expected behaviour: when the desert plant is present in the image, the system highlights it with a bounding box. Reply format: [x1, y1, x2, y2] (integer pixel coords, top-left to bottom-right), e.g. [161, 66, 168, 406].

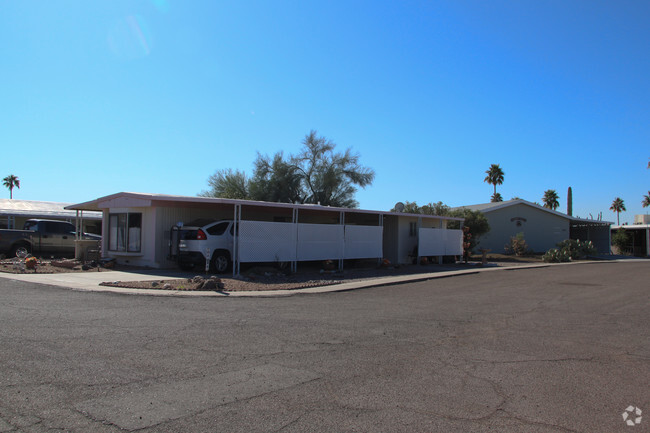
[556, 239, 597, 260]
[611, 227, 630, 254]
[504, 232, 530, 256]
[543, 239, 597, 262]
[542, 248, 572, 263]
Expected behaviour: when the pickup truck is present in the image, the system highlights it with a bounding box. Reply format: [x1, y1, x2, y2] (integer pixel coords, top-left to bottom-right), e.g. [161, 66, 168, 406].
[0, 219, 101, 258]
[175, 220, 234, 273]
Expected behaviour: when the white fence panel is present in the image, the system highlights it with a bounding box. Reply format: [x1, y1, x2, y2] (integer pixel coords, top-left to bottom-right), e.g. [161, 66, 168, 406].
[297, 224, 344, 261]
[419, 228, 445, 256]
[238, 221, 297, 262]
[419, 228, 463, 256]
[444, 229, 463, 255]
[344, 225, 383, 259]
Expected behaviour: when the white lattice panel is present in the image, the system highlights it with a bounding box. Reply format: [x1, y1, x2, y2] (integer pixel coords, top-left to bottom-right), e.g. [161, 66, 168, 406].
[419, 228, 445, 256]
[297, 224, 344, 261]
[419, 228, 463, 256]
[344, 225, 383, 259]
[444, 229, 463, 255]
[238, 221, 297, 262]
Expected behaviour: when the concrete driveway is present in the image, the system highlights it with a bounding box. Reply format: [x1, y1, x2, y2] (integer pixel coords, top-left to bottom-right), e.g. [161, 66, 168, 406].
[0, 261, 648, 432]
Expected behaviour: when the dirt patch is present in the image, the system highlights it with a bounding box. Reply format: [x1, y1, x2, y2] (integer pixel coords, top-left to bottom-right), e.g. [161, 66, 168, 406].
[1, 256, 545, 292]
[99, 274, 344, 292]
[0, 258, 110, 274]
[96, 261, 511, 293]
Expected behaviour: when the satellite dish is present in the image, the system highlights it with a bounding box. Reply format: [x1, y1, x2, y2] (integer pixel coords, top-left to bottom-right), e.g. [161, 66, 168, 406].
[394, 202, 405, 212]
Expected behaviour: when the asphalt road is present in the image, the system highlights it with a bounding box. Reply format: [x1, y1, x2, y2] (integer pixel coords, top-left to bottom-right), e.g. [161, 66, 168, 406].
[0, 262, 648, 433]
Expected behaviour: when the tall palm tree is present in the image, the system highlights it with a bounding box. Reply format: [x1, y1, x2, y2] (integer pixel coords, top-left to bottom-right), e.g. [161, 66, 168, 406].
[484, 164, 504, 197]
[2, 175, 20, 199]
[542, 189, 560, 210]
[610, 197, 626, 225]
[642, 192, 650, 208]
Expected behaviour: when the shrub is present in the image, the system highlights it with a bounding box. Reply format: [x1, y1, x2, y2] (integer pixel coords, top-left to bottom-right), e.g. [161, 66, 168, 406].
[611, 227, 630, 255]
[543, 239, 597, 263]
[543, 248, 571, 263]
[504, 232, 530, 256]
[556, 239, 597, 260]
[447, 209, 490, 253]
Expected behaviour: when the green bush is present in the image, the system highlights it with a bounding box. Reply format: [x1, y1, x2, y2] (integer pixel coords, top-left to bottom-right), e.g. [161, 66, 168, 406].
[611, 227, 630, 255]
[543, 239, 597, 263]
[543, 248, 571, 263]
[504, 232, 530, 256]
[555, 239, 597, 260]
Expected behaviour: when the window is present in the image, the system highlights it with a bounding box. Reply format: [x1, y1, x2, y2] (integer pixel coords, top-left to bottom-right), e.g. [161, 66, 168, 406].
[109, 213, 142, 252]
[409, 222, 417, 237]
[206, 221, 229, 236]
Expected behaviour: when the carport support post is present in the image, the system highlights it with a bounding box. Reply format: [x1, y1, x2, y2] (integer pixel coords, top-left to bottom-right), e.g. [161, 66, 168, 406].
[74, 210, 84, 259]
[438, 218, 444, 265]
[416, 216, 422, 265]
[460, 220, 465, 263]
[292, 208, 298, 274]
[233, 204, 241, 277]
[339, 211, 345, 271]
[378, 214, 383, 267]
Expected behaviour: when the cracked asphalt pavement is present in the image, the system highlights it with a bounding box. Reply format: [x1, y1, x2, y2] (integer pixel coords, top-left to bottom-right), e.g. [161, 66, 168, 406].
[0, 261, 648, 432]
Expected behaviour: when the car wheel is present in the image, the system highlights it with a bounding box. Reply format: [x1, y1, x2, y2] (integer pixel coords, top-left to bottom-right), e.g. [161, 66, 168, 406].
[211, 253, 230, 274]
[11, 244, 31, 258]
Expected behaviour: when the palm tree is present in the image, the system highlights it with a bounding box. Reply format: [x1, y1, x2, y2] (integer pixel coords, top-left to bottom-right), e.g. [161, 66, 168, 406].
[484, 164, 504, 197]
[610, 197, 626, 225]
[2, 175, 20, 199]
[491, 192, 503, 202]
[542, 189, 560, 210]
[642, 191, 650, 208]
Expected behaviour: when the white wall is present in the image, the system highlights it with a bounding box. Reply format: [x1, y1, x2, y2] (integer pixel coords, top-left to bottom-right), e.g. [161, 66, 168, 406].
[419, 228, 463, 256]
[237, 221, 383, 263]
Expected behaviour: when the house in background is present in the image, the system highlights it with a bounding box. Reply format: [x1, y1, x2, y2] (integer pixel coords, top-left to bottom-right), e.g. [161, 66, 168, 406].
[0, 198, 102, 234]
[66, 192, 465, 273]
[455, 199, 611, 254]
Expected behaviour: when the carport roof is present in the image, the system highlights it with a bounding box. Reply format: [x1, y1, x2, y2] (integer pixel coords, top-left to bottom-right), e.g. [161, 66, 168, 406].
[454, 199, 612, 226]
[1, 198, 102, 220]
[66, 192, 465, 221]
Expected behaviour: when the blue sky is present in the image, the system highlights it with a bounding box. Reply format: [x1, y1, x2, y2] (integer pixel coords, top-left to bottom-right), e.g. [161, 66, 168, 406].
[1, 0, 648, 223]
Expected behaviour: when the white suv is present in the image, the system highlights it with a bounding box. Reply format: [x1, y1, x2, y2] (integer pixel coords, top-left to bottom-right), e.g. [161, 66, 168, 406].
[177, 220, 234, 273]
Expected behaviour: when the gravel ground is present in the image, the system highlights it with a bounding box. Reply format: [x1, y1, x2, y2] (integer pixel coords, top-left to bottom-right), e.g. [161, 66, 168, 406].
[1, 255, 545, 292]
[0, 258, 111, 274]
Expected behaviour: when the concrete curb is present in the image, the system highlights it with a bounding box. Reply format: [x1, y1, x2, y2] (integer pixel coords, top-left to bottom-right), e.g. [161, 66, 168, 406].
[0, 259, 645, 298]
